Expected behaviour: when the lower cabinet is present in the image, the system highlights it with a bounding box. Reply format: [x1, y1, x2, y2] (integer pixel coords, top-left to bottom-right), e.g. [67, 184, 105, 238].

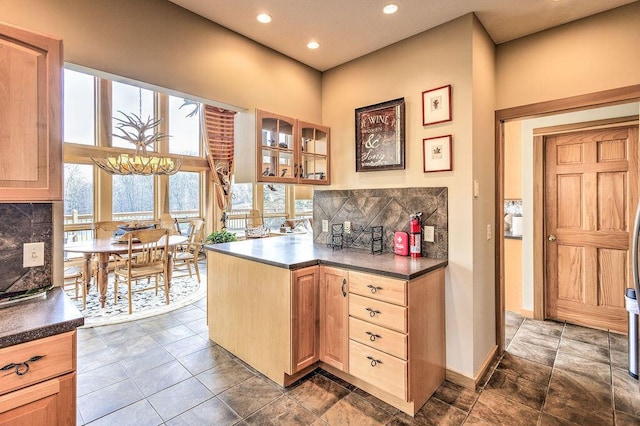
[319, 266, 349, 372]
[291, 266, 320, 373]
[0, 331, 77, 426]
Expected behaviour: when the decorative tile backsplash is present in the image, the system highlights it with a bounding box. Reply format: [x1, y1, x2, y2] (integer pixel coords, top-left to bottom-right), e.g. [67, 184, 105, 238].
[0, 203, 53, 295]
[313, 187, 448, 259]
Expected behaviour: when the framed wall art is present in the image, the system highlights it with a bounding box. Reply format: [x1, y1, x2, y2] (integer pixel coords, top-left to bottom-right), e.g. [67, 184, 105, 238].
[423, 135, 452, 172]
[355, 97, 405, 172]
[422, 85, 452, 126]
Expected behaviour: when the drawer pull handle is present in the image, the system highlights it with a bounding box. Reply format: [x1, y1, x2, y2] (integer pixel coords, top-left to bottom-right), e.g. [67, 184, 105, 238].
[366, 356, 383, 367]
[366, 285, 383, 294]
[365, 307, 381, 317]
[341, 278, 347, 297]
[365, 331, 382, 341]
[1, 355, 45, 377]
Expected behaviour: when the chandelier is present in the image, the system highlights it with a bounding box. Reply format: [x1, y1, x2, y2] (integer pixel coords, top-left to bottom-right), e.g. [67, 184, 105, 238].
[91, 110, 182, 176]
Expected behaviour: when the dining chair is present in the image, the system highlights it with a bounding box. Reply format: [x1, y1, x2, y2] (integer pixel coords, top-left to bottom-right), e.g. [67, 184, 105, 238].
[173, 219, 205, 282]
[93, 221, 127, 239]
[63, 258, 86, 309]
[113, 228, 170, 314]
[159, 213, 180, 235]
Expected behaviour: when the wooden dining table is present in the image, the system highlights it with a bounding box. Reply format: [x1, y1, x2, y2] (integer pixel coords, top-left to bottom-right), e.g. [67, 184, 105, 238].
[63, 235, 188, 309]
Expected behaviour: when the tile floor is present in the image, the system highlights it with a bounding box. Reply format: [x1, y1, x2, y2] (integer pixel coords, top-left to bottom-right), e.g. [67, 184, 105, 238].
[76, 301, 640, 425]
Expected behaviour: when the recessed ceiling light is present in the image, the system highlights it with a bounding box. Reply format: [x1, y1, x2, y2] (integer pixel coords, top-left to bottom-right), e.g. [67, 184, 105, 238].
[257, 13, 272, 24]
[307, 41, 320, 49]
[383, 4, 398, 14]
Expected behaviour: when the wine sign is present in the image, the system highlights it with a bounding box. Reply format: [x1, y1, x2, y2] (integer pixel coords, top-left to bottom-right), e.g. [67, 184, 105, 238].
[355, 98, 405, 172]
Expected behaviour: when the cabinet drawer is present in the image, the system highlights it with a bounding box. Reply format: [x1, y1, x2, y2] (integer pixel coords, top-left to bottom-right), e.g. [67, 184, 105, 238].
[349, 317, 407, 360]
[349, 271, 406, 306]
[349, 294, 407, 333]
[349, 340, 407, 401]
[0, 332, 75, 396]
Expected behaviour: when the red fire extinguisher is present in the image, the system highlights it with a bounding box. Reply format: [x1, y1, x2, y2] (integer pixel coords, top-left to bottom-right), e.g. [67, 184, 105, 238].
[409, 212, 422, 258]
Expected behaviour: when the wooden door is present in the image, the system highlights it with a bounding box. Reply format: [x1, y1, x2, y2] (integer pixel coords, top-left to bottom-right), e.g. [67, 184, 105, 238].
[290, 266, 319, 373]
[319, 266, 349, 372]
[545, 126, 639, 332]
[0, 22, 62, 201]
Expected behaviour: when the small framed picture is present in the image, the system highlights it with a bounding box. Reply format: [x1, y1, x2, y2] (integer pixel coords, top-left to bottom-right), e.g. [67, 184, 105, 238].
[423, 135, 452, 172]
[422, 85, 452, 126]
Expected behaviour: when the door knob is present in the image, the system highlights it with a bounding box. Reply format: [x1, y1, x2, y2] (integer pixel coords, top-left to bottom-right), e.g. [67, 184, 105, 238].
[548, 235, 557, 242]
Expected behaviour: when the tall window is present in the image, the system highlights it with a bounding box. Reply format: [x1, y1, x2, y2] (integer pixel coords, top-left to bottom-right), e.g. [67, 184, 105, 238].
[63, 164, 94, 242]
[111, 82, 154, 149]
[63, 69, 95, 145]
[169, 96, 200, 156]
[263, 184, 286, 229]
[169, 171, 200, 217]
[112, 175, 154, 220]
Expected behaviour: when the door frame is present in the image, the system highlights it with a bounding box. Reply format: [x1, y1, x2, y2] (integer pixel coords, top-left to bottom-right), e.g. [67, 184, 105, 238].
[494, 84, 640, 352]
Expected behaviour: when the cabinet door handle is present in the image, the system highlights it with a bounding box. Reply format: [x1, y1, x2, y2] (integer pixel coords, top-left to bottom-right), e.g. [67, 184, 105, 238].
[366, 356, 383, 367]
[365, 307, 381, 317]
[341, 278, 347, 297]
[365, 331, 382, 341]
[1, 355, 45, 376]
[366, 284, 383, 294]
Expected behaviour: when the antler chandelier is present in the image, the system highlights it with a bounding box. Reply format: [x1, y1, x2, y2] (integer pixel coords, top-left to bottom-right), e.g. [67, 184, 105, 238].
[91, 111, 182, 176]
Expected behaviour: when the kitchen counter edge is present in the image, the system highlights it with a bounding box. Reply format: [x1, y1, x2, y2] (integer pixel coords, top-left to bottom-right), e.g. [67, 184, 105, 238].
[0, 287, 85, 349]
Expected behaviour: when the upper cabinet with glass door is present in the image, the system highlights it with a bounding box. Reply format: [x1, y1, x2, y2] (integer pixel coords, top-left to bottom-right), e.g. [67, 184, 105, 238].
[256, 110, 330, 185]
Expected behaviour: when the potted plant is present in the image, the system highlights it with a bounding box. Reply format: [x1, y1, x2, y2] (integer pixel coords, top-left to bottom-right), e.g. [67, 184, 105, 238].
[206, 229, 237, 244]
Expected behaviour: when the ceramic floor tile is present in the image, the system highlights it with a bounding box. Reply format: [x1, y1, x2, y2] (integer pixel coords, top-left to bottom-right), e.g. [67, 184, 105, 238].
[286, 373, 350, 416]
[388, 397, 467, 425]
[106, 334, 165, 360]
[610, 332, 629, 353]
[195, 359, 256, 395]
[316, 369, 357, 391]
[217, 375, 284, 418]
[244, 395, 319, 425]
[118, 346, 175, 377]
[611, 349, 629, 371]
[177, 344, 236, 376]
[518, 318, 564, 338]
[172, 306, 206, 323]
[76, 335, 108, 355]
[467, 391, 539, 426]
[484, 370, 547, 410]
[77, 378, 145, 423]
[614, 386, 640, 418]
[77, 361, 128, 396]
[496, 352, 552, 385]
[151, 324, 196, 345]
[147, 376, 214, 421]
[506, 338, 557, 366]
[183, 317, 209, 334]
[77, 346, 120, 374]
[558, 336, 610, 364]
[136, 312, 182, 333]
[562, 323, 609, 348]
[613, 367, 639, 392]
[131, 359, 193, 397]
[538, 413, 581, 425]
[352, 387, 399, 416]
[320, 392, 394, 426]
[615, 410, 640, 426]
[543, 369, 613, 425]
[162, 334, 213, 359]
[432, 380, 479, 412]
[83, 399, 163, 426]
[165, 397, 241, 426]
[554, 350, 611, 385]
[505, 310, 524, 328]
[513, 328, 561, 350]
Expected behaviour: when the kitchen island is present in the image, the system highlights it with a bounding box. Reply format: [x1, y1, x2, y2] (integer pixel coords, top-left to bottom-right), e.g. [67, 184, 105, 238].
[205, 234, 447, 416]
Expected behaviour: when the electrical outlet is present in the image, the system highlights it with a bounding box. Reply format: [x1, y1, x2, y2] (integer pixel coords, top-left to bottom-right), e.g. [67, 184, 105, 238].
[322, 219, 329, 233]
[23, 242, 45, 267]
[344, 221, 351, 233]
[423, 226, 435, 243]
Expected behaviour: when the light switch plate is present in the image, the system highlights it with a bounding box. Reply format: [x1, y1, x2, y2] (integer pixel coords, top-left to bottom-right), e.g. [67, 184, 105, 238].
[23, 242, 45, 267]
[423, 226, 435, 243]
[322, 220, 329, 233]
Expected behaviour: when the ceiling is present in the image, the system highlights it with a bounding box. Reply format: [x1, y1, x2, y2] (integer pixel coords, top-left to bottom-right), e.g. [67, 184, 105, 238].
[168, 0, 636, 71]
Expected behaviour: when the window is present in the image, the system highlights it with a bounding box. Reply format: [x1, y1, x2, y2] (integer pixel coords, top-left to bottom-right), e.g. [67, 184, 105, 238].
[169, 96, 200, 156]
[263, 184, 286, 229]
[111, 82, 154, 149]
[169, 171, 200, 217]
[231, 183, 253, 211]
[63, 69, 95, 145]
[63, 164, 94, 242]
[112, 175, 154, 221]
[294, 185, 313, 217]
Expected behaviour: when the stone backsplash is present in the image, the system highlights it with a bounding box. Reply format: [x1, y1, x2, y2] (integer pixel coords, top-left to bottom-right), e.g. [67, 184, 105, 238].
[313, 187, 448, 259]
[0, 203, 53, 295]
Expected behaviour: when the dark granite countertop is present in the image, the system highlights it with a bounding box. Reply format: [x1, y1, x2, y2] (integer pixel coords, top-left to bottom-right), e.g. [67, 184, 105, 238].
[0, 287, 84, 349]
[205, 234, 447, 280]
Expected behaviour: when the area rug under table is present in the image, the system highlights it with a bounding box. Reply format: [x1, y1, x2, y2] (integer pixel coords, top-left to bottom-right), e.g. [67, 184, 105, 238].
[65, 275, 205, 327]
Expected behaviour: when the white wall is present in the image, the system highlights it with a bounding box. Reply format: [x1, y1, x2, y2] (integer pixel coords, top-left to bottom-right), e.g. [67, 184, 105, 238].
[519, 102, 640, 311]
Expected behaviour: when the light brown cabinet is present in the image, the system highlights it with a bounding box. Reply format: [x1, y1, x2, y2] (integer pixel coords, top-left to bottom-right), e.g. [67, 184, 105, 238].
[0, 22, 63, 201]
[0, 331, 77, 425]
[291, 266, 320, 373]
[319, 266, 349, 372]
[256, 110, 330, 185]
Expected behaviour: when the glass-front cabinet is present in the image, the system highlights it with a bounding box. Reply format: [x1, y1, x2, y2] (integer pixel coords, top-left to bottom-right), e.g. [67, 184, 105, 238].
[256, 110, 330, 185]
